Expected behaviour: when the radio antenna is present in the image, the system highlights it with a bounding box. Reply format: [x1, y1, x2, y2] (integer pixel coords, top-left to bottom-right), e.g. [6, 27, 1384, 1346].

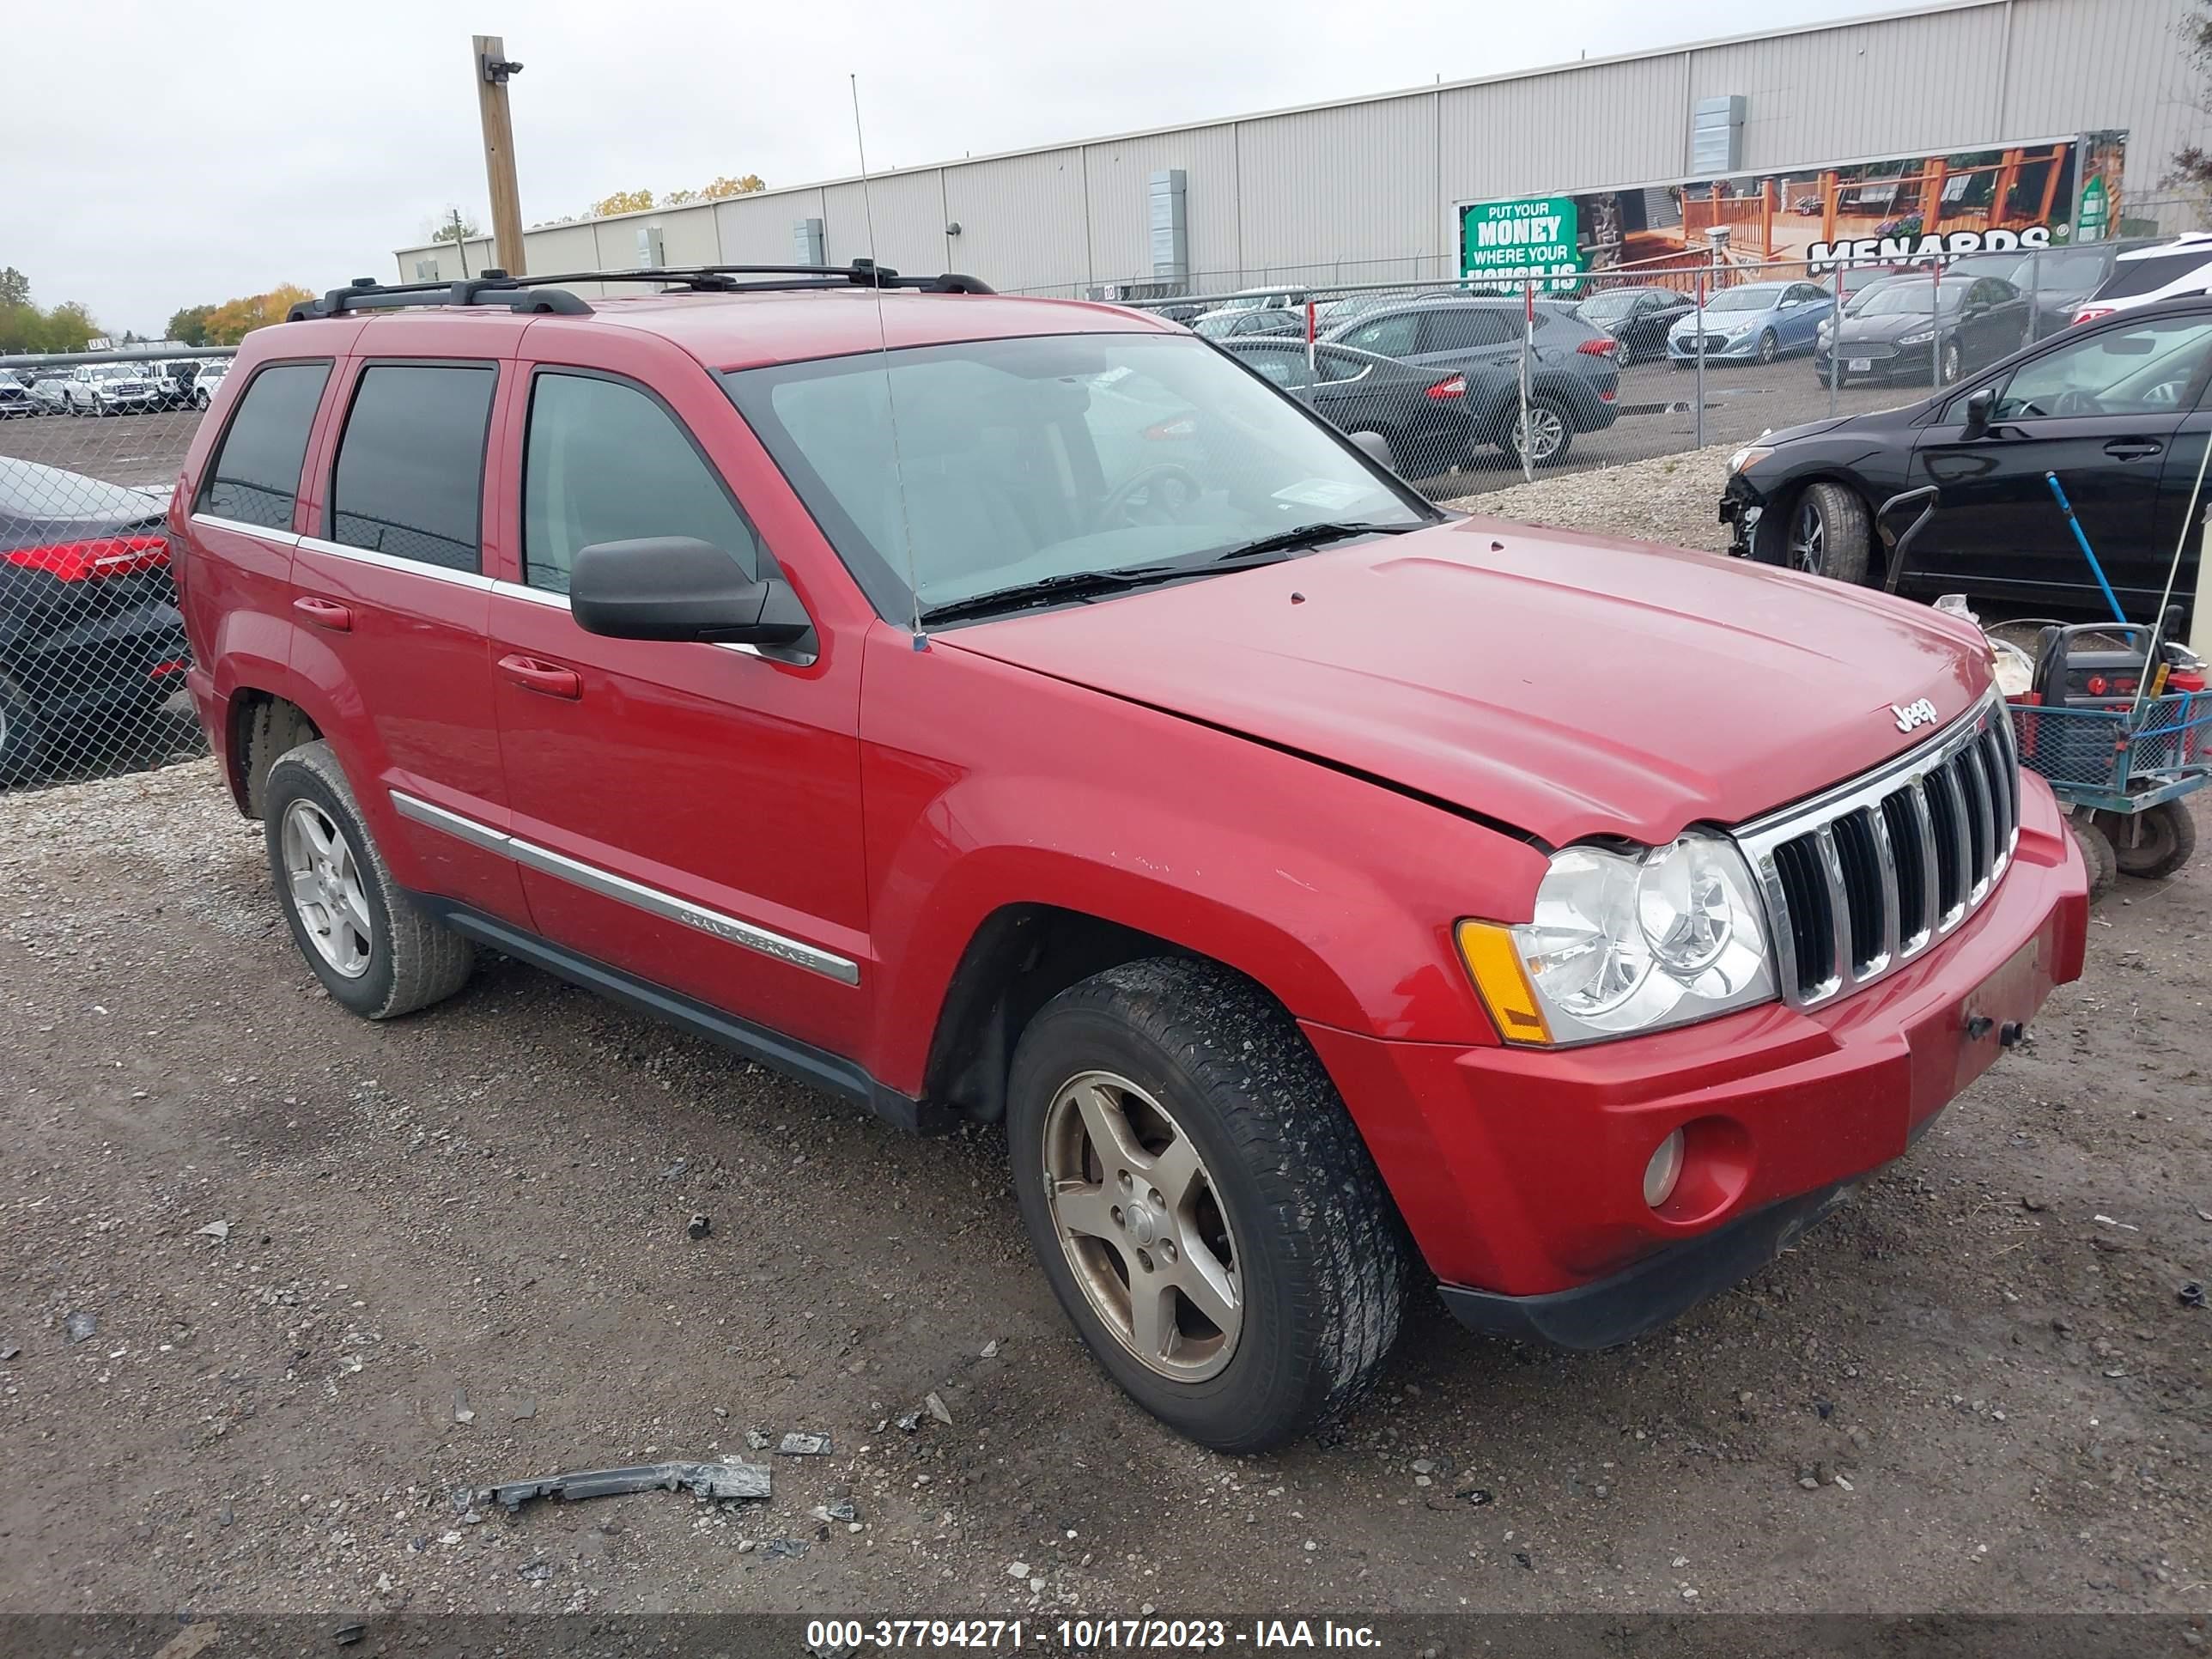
[851, 73, 927, 649]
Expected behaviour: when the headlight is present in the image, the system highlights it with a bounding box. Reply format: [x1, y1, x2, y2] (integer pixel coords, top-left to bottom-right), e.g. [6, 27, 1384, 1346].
[1727, 444, 1774, 475]
[1898, 330, 1935, 345]
[1456, 835, 1776, 1044]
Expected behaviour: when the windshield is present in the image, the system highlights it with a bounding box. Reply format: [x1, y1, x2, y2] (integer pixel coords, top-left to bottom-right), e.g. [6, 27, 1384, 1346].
[1857, 282, 1962, 317]
[1579, 290, 1643, 319]
[1703, 288, 1783, 314]
[722, 331, 1426, 621]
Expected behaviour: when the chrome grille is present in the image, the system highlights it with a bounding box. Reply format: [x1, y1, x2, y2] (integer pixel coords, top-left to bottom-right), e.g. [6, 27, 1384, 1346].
[1734, 694, 2020, 1010]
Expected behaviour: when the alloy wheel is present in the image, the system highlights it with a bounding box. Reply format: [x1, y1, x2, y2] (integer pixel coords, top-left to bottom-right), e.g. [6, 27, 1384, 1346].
[1789, 500, 1826, 573]
[1040, 1069, 1243, 1382]
[1941, 342, 1962, 384]
[280, 799, 374, 978]
[1514, 403, 1566, 465]
[1758, 330, 1778, 364]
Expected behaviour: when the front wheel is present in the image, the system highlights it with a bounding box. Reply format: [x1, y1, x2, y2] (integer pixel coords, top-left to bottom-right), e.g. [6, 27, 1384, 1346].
[2095, 802, 2197, 880]
[1007, 958, 1410, 1452]
[263, 740, 476, 1018]
[193, 389, 210, 410]
[1939, 341, 1963, 385]
[1757, 330, 1778, 365]
[1781, 482, 1872, 585]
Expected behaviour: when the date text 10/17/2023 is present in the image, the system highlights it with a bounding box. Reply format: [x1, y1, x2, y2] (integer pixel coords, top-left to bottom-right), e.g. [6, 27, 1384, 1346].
[805, 1620, 1383, 1651]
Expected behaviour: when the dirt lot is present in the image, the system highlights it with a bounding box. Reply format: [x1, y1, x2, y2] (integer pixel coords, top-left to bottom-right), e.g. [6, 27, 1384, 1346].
[3, 453, 2209, 1627]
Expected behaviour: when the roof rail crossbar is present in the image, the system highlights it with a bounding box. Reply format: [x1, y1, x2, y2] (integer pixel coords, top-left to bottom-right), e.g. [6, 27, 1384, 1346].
[285, 261, 994, 322]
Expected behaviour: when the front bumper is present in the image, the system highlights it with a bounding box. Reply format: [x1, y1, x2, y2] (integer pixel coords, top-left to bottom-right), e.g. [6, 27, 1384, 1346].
[1668, 335, 1764, 362]
[1302, 770, 2086, 1334]
[1814, 342, 1936, 380]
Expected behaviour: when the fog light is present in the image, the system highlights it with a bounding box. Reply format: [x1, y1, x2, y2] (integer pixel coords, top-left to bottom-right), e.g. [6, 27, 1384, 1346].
[1644, 1128, 1686, 1208]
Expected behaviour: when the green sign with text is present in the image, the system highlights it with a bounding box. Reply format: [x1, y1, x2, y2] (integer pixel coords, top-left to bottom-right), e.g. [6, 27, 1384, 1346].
[1459, 196, 1585, 293]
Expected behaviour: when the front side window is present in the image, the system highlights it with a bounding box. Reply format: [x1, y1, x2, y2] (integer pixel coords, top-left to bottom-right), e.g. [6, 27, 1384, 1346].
[197, 361, 331, 529]
[328, 363, 495, 572]
[723, 331, 1426, 623]
[1991, 316, 2212, 421]
[523, 371, 761, 594]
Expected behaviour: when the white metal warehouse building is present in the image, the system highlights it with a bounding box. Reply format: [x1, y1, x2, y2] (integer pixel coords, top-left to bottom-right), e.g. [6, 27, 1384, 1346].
[392, 0, 2200, 300]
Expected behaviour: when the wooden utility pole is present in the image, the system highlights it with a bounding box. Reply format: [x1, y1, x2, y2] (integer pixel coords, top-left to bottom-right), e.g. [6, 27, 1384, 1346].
[472, 35, 526, 275]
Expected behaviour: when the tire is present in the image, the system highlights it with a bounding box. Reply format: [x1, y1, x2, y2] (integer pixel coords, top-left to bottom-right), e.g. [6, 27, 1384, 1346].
[1939, 341, 1963, 385]
[2072, 817, 2118, 900]
[262, 740, 475, 1019]
[1780, 482, 1871, 585]
[2095, 801, 2197, 881]
[1757, 330, 1778, 365]
[194, 390, 210, 410]
[0, 669, 50, 785]
[1499, 395, 1573, 468]
[1006, 957, 1411, 1453]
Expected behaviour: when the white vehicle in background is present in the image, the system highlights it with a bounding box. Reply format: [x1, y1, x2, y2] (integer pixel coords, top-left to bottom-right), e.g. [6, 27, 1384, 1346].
[64, 362, 164, 416]
[25, 371, 71, 416]
[190, 358, 229, 410]
[2073, 233, 2212, 325]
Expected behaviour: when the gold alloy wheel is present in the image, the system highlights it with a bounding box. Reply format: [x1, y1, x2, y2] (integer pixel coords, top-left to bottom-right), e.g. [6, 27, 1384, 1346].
[1040, 1069, 1243, 1382]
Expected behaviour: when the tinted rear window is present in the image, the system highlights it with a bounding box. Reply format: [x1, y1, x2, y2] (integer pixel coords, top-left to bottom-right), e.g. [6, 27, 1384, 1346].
[2096, 250, 2212, 300]
[197, 361, 331, 530]
[328, 363, 496, 572]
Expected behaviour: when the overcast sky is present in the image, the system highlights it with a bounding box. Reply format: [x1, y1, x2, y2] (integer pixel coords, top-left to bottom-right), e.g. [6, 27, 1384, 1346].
[21, 0, 1884, 336]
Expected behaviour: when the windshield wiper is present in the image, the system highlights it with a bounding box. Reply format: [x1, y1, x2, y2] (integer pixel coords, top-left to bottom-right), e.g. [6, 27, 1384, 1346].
[916, 522, 1420, 625]
[1206, 520, 1420, 562]
[917, 568, 1175, 625]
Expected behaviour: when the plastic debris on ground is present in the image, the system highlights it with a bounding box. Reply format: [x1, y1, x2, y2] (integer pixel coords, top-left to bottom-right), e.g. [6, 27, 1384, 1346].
[481, 1457, 772, 1512]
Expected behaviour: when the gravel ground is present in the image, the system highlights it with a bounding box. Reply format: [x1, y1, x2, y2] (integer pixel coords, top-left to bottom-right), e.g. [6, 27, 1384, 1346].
[3, 462, 2209, 1628]
[1444, 446, 1738, 553]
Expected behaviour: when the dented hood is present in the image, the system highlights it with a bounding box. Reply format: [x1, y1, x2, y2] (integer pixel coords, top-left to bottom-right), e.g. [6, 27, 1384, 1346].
[938, 516, 1992, 848]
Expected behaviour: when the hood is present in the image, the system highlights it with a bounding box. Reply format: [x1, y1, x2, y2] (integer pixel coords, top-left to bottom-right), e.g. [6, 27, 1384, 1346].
[939, 519, 1992, 849]
[1838, 311, 1936, 341]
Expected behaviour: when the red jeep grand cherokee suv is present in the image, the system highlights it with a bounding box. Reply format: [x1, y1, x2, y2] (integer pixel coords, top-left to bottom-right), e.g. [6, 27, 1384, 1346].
[171, 264, 2087, 1451]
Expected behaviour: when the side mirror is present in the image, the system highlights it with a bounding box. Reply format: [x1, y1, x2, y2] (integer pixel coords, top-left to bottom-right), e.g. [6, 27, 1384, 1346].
[1348, 430, 1396, 471]
[570, 537, 811, 646]
[1959, 386, 1996, 441]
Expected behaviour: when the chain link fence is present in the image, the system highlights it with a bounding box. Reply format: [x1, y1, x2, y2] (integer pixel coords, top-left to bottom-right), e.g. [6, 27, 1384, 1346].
[0, 346, 231, 793]
[1106, 240, 2171, 503]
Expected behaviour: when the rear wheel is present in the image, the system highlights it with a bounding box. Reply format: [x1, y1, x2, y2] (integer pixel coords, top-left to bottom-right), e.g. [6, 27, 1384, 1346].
[1007, 957, 1409, 1452]
[2073, 817, 2118, 900]
[263, 740, 475, 1018]
[1783, 483, 1871, 585]
[0, 670, 50, 785]
[2095, 802, 2197, 881]
[1500, 395, 1573, 467]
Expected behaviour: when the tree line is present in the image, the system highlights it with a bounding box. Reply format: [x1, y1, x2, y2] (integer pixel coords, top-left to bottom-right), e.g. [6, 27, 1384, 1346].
[0, 267, 101, 355]
[166, 286, 314, 347]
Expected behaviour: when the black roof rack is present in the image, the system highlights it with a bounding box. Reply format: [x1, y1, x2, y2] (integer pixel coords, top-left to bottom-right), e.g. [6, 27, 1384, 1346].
[287, 260, 995, 322]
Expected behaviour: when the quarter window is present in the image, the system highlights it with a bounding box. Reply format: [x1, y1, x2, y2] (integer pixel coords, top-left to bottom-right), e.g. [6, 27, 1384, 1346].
[328, 363, 495, 572]
[197, 362, 330, 530]
[522, 371, 761, 594]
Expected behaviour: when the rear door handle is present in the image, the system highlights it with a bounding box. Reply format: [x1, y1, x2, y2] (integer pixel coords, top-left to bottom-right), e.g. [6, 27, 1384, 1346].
[2105, 440, 2164, 460]
[292, 596, 352, 632]
[497, 653, 582, 700]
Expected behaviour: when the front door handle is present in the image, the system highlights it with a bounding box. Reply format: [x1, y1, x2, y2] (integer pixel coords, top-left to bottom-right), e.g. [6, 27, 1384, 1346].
[2105, 439, 2164, 461]
[497, 653, 582, 700]
[292, 596, 353, 632]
